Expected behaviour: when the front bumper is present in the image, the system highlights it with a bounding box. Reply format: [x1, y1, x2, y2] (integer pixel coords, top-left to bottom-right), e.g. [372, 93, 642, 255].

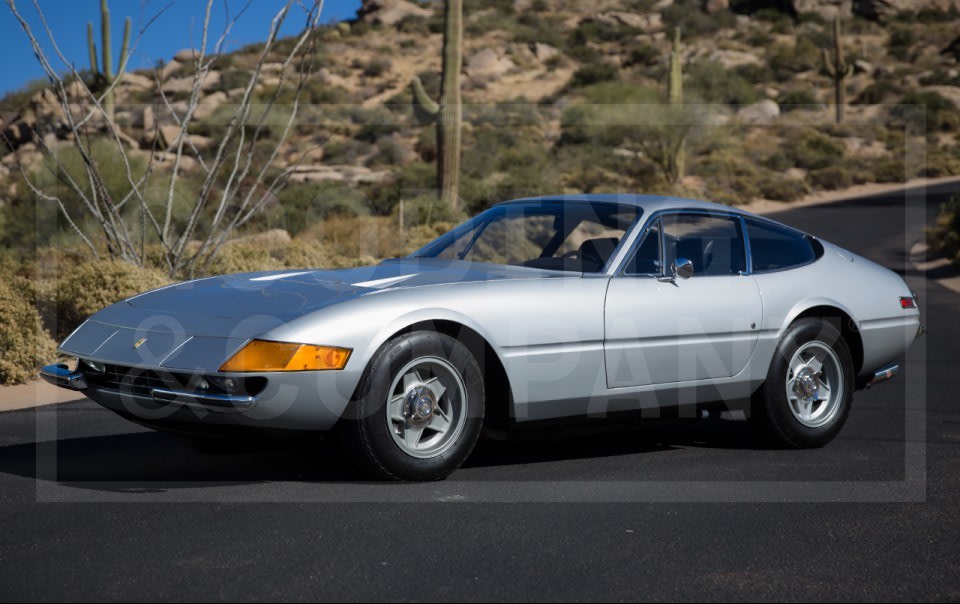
[39, 362, 353, 431]
[40, 363, 259, 414]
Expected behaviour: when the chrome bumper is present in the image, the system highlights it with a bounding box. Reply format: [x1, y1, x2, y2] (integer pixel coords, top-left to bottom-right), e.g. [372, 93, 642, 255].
[39, 363, 88, 390]
[865, 363, 899, 388]
[39, 364, 258, 413]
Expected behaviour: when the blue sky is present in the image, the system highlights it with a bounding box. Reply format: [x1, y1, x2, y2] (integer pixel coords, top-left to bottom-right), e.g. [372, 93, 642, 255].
[2, 0, 362, 96]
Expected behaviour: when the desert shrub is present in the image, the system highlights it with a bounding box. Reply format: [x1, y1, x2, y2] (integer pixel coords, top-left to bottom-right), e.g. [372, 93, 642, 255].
[888, 25, 916, 62]
[767, 38, 821, 81]
[363, 57, 392, 78]
[855, 78, 904, 105]
[696, 148, 762, 205]
[891, 91, 959, 134]
[778, 89, 818, 110]
[732, 63, 774, 85]
[927, 194, 960, 265]
[872, 156, 907, 183]
[662, 0, 736, 35]
[687, 61, 760, 106]
[53, 259, 171, 340]
[216, 69, 253, 92]
[787, 131, 845, 170]
[569, 62, 619, 88]
[919, 145, 960, 177]
[622, 41, 660, 68]
[758, 176, 810, 201]
[809, 166, 853, 190]
[0, 264, 58, 385]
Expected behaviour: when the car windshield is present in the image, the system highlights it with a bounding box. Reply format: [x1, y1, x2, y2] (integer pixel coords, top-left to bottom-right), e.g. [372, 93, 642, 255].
[413, 201, 641, 273]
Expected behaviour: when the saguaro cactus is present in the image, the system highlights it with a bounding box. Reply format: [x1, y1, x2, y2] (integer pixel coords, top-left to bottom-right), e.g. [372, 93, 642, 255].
[822, 15, 851, 125]
[668, 27, 683, 105]
[667, 27, 685, 182]
[87, 0, 131, 121]
[410, 0, 462, 208]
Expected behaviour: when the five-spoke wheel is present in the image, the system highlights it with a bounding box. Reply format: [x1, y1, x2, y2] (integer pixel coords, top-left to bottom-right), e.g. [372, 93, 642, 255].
[337, 331, 484, 481]
[751, 317, 854, 448]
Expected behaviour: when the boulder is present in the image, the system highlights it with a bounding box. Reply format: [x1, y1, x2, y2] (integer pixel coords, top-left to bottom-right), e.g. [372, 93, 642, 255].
[173, 48, 199, 63]
[737, 99, 780, 124]
[193, 91, 228, 120]
[288, 165, 391, 185]
[703, 0, 729, 13]
[531, 42, 561, 62]
[357, 0, 432, 27]
[595, 12, 664, 33]
[120, 72, 155, 90]
[708, 49, 762, 68]
[466, 48, 515, 78]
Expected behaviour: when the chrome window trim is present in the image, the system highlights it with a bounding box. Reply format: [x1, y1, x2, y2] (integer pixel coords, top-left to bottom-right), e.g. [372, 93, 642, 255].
[614, 208, 750, 278]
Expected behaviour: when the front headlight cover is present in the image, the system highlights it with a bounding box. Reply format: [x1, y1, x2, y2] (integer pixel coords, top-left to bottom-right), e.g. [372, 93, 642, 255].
[219, 340, 351, 372]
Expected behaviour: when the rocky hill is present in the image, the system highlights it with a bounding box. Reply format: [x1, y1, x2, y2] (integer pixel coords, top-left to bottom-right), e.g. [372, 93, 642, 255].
[2, 0, 959, 247]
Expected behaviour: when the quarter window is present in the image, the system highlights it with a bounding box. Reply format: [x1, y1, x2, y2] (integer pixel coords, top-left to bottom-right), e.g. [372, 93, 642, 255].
[745, 219, 816, 272]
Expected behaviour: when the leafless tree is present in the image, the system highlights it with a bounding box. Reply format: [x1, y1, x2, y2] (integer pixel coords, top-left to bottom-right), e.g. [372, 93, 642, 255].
[5, 0, 324, 278]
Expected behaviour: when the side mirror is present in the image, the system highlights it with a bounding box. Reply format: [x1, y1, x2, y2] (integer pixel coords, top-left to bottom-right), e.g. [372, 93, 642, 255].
[673, 257, 694, 280]
[659, 257, 694, 284]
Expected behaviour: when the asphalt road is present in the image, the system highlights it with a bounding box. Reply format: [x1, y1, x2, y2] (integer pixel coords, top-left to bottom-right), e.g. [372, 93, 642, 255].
[1, 181, 959, 601]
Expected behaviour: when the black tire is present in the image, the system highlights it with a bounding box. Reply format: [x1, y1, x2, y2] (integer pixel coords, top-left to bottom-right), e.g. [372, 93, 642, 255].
[750, 317, 855, 448]
[336, 331, 485, 481]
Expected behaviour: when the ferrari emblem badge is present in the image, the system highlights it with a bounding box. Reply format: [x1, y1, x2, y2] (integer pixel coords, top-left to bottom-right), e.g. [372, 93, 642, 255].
[132, 337, 147, 349]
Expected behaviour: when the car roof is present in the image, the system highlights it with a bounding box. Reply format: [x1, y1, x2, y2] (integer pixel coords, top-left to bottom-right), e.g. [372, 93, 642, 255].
[499, 194, 750, 217]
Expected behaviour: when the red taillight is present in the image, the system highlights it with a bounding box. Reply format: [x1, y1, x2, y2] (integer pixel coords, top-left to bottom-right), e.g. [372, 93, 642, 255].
[899, 296, 916, 309]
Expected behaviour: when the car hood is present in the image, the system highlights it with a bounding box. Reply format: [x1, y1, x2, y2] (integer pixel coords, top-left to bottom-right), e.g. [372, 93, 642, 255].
[60, 259, 567, 368]
[125, 258, 556, 322]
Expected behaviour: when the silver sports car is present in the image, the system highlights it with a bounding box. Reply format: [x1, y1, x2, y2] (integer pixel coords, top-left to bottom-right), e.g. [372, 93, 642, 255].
[42, 195, 922, 480]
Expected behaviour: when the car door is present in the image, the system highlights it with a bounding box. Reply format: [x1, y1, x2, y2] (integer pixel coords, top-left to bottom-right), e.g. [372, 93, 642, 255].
[604, 211, 762, 388]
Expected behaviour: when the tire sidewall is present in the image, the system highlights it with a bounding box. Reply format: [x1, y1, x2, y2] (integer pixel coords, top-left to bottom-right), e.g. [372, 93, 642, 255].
[762, 318, 855, 448]
[353, 331, 484, 481]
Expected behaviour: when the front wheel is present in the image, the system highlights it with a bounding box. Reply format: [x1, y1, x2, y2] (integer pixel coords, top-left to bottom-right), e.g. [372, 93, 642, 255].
[337, 331, 484, 481]
[750, 317, 855, 448]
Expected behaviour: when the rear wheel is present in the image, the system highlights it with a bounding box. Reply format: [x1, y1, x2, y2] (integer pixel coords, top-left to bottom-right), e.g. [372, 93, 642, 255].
[337, 331, 484, 481]
[751, 317, 854, 448]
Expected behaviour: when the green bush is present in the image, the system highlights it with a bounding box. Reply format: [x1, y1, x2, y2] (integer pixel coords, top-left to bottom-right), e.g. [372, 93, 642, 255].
[778, 89, 818, 110]
[687, 61, 760, 106]
[767, 38, 821, 81]
[809, 166, 853, 190]
[55, 260, 171, 340]
[927, 194, 960, 265]
[855, 79, 904, 105]
[758, 176, 810, 201]
[787, 131, 845, 170]
[891, 91, 959, 134]
[662, 0, 736, 35]
[0, 265, 58, 385]
[569, 62, 620, 88]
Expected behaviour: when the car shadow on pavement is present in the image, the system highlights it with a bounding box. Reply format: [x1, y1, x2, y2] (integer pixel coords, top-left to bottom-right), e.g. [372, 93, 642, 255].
[0, 417, 758, 491]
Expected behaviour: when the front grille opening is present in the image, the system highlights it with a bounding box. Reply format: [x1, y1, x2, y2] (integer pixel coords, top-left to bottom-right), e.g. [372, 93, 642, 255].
[83, 362, 267, 397]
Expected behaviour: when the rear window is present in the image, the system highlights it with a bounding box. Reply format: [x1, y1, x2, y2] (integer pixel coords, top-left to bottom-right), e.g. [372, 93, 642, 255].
[745, 219, 816, 272]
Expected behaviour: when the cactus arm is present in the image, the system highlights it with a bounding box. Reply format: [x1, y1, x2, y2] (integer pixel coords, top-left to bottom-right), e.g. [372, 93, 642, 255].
[117, 17, 131, 77]
[410, 75, 440, 116]
[87, 22, 99, 74]
[100, 0, 112, 82]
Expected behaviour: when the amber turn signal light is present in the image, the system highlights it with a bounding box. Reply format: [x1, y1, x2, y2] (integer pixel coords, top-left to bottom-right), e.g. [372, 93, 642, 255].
[219, 340, 351, 372]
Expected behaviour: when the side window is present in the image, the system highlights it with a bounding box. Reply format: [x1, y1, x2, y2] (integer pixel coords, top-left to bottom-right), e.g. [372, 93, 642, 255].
[745, 219, 816, 272]
[624, 219, 661, 275]
[662, 213, 745, 276]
